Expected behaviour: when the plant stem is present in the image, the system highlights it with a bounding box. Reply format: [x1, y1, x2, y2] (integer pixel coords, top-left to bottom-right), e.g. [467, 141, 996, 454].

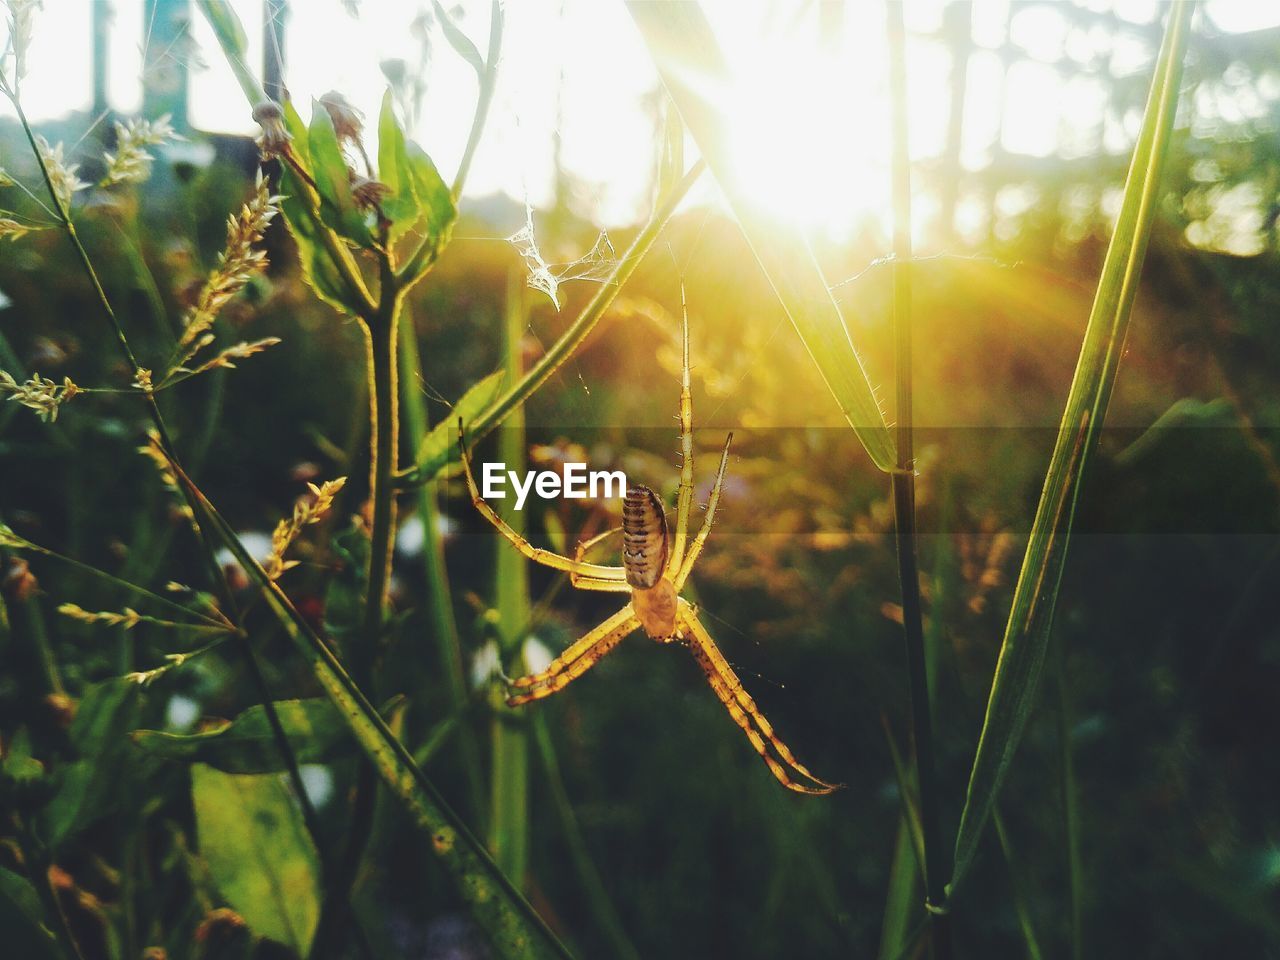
[361, 305, 400, 665]
[490, 269, 530, 885]
[450, 0, 504, 201]
[399, 309, 487, 819]
[317, 269, 403, 954]
[886, 5, 952, 956]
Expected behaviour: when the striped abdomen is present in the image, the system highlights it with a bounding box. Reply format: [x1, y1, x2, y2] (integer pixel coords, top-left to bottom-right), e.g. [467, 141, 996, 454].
[622, 485, 669, 589]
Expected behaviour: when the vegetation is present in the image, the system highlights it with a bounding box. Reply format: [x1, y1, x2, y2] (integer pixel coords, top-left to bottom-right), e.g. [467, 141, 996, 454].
[3, 1, 1279, 958]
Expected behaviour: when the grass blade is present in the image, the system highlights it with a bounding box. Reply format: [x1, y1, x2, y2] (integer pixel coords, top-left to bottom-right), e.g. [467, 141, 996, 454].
[951, 0, 1196, 887]
[877, 817, 920, 960]
[627, 2, 895, 472]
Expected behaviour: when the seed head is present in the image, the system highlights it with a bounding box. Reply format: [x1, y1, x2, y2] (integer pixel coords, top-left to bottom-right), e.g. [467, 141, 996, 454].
[251, 100, 291, 158]
[3, 0, 41, 86]
[350, 174, 390, 210]
[319, 90, 363, 141]
[101, 114, 180, 187]
[34, 136, 88, 211]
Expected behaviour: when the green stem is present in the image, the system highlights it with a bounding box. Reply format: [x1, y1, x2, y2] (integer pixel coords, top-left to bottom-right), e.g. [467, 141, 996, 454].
[361, 305, 399, 664]
[399, 309, 487, 819]
[317, 274, 401, 955]
[490, 270, 530, 885]
[450, 0, 503, 200]
[886, 6, 952, 956]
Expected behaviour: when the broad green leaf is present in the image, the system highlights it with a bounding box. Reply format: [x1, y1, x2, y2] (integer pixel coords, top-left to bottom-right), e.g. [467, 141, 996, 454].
[191, 763, 320, 956]
[283, 98, 311, 166]
[950, 0, 1195, 888]
[0, 867, 59, 960]
[405, 141, 458, 252]
[132, 698, 356, 773]
[278, 164, 358, 314]
[308, 103, 373, 247]
[41, 679, 140, 848]
[627, 2, 895, 472]
[375, 91, 457, 262]
[414, 369, 505, 482]
[377, 91, 419, 240]
[431, 0, 485, 74]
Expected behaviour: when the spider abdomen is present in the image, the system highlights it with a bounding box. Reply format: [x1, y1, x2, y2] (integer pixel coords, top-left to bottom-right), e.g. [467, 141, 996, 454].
[622, 485, 669, 589]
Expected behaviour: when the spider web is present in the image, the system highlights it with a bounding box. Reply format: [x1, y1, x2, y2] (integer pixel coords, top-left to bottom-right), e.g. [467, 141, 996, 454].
[507, 201, 618, 310]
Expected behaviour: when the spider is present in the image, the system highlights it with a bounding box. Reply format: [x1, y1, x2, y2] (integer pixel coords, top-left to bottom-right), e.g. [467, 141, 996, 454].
[458, 310, 839, 796]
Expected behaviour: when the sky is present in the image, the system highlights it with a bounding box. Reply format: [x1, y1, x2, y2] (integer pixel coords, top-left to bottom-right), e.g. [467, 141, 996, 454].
[3, 0, 1279, 237]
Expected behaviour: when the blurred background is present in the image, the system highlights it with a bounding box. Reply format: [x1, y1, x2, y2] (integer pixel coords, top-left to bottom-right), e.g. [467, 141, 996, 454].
[3, 1, 1280, 957]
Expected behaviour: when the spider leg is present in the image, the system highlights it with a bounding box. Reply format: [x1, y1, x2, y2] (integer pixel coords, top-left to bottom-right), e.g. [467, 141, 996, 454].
[569, 526, 627, 589]
[568, 576, 632, 593]
[507, 605, 640, 705]
[458, 420, 625, 579]
[673, 433, 733, 591]
[678, 604, 840, 795]
[668, 281, 695, 577]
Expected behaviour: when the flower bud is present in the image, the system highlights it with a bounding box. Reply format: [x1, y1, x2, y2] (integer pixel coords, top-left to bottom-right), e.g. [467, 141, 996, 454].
[251, 100, 291, 158]
[319, 91, 363, 142]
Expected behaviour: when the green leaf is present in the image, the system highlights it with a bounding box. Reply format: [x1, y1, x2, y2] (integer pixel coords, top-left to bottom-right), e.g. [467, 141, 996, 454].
[132, 698, 357, 773]
[628, 2, 895, 472]
[278, 165, 359, 314]
[406, 142, 457, 247]
[432, 0, 485, 75]
[950, 0, 1195, 889]
[283, 99, 311, 173]
[308, 102, 373, 247]
[414, 369, 506, 482]
[377, 91, 418, 241]
[375, 91, 457, 263]
[1, 727, 45, 785]
[41, 679, 141, 848]
[191, 763, 321, 956]
[0, 867, 59, 960]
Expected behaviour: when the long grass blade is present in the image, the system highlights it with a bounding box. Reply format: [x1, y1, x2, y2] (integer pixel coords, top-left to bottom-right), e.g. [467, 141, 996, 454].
[627, 2, 895, 472]
[877, 817, 921, 960]
[951, 0, 1196, 886]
